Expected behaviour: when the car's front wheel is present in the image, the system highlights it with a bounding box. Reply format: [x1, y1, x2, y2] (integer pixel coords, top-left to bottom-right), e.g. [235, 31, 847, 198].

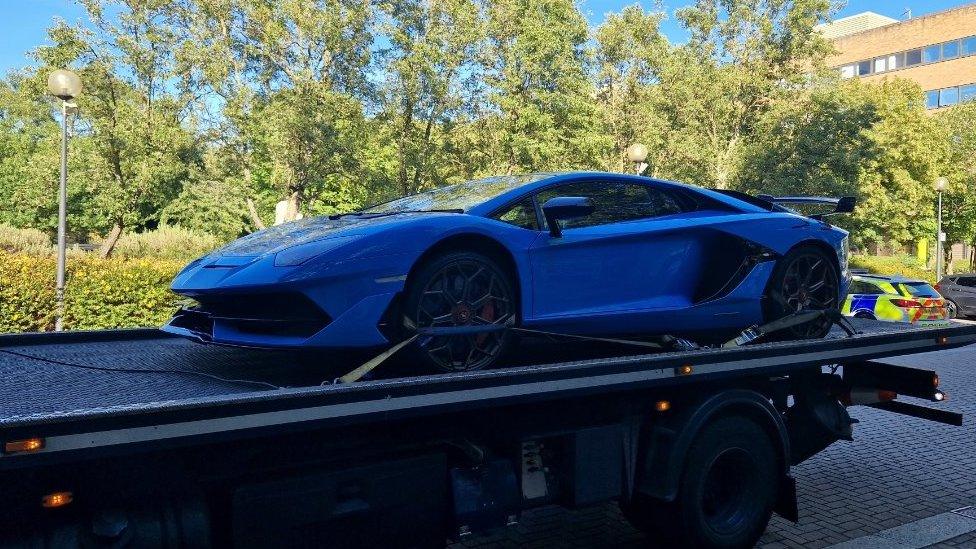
[764, 245, 840, 339]
[945, 299, 959, 320]
[402, 251, 517, 372]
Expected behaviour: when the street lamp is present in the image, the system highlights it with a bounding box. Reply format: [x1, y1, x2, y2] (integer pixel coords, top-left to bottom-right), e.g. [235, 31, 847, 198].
[935, 176, 947, 282]
[47, 69, 82, 332]
[626, 143, 648, 175]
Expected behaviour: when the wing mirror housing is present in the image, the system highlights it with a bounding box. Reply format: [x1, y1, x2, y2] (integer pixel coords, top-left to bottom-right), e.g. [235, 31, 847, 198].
[541, 196, 595, 237]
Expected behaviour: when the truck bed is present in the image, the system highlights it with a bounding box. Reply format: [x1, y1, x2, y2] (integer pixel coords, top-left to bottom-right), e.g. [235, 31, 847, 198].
[1, 319, 974, 467]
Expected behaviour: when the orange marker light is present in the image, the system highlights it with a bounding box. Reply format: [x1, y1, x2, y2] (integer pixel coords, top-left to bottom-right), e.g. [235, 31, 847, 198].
[677, 365, 693, 376]
[938, 336, 949, 345]
[41, 492, 73, 508]
[655, 400, 672, 412]
[933, 374, 940, 388]
[4, 438, 45, 454]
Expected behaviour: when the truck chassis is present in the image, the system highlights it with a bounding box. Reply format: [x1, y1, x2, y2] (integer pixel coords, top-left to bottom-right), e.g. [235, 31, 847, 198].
[0, 319, 973, 548]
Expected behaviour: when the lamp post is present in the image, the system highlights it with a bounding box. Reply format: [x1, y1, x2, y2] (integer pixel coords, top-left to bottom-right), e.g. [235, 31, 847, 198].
[626, 143, 648, 175]
[935, 177, 947, 281]
[47, 69, 82, 332]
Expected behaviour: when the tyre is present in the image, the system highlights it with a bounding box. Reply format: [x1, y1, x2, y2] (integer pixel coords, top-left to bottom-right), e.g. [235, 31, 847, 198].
[401, 251, 517, 372]
[763, 245, 840, 339]
[621, 416, 778, 549]
[945, 299, 958, 320]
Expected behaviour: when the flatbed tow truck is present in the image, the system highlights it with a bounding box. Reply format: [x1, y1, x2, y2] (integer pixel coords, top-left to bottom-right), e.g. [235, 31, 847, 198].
[0, 319, 973, 548]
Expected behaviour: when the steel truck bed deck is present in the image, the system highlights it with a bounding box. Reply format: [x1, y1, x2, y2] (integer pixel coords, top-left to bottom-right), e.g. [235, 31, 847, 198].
[1, 319, 973, 469]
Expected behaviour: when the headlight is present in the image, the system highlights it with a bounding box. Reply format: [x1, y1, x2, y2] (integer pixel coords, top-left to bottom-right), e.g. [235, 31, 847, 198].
[274, 235, 362, 267]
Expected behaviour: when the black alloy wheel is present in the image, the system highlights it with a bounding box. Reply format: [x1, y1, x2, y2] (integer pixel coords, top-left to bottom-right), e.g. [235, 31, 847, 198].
[403, 251, 516, 372]
[765, 246, 840, 340]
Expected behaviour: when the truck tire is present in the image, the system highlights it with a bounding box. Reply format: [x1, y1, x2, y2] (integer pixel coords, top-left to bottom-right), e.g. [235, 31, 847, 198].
[621, 416, 777, 548]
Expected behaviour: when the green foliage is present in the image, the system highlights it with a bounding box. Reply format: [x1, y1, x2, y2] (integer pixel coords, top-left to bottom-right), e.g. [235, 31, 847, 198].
[0, 252, 183, 332]
[109, 226, 221, 262]
[850, 254, 934, 283]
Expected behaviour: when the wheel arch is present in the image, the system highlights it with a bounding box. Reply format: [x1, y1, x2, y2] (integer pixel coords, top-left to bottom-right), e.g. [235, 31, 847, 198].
[635, 389, 791, 507]
[791, 239, 842, 278]
[405, 232, 523, 310]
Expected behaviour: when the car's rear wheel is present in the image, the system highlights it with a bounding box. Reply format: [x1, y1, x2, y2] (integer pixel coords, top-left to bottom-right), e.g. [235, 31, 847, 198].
[764, 245, 840, 340]
[402, 251, 517, 372]
[945, 299, 959, 319]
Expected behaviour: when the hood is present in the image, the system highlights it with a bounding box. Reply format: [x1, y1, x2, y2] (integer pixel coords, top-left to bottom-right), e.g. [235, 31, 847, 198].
[214, 216, 373, 258]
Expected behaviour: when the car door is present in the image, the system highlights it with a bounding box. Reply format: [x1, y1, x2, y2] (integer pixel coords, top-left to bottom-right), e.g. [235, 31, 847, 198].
[526, 179, 700, 330]
[952, 276, 976, 313]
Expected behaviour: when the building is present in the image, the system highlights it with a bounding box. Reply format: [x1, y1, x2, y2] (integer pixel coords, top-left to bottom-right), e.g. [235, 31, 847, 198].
[819, 4, 976, 110]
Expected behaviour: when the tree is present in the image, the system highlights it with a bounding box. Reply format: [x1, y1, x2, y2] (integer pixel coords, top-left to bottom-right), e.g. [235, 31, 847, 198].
[376, 0, 483, 196]
[593, 5, 670, 173]
[478, 0, 607, 174]
[172, 0, 375, 221]
[739, 78, 943, 250]
[35, 1, 202, 257]
[655, 0, 838, 188]
[936, 102, 976, 270]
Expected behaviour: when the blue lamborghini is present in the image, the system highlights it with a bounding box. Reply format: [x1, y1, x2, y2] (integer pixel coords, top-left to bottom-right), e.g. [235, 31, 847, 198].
[164, 172, 851, 372]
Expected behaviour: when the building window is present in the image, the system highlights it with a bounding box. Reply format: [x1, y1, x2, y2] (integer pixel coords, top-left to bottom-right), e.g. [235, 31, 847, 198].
[961, 84, 976, 103]
[857, 60, 872, 76]
[943, 40, 960, 59]
[964, 36, 976, 56]
[905, 49, 923, 66]
[889, 53, 903, 70]
[839, 65, 856, 79]
[940, 87, 959, 107]
[923, 45, 941, 63]
[926, 90, 940, 109]
[873, 57, 887, 72]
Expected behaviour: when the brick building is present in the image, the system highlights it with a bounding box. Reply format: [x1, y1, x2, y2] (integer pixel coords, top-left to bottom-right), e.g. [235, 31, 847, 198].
[818, 4, 976, 110]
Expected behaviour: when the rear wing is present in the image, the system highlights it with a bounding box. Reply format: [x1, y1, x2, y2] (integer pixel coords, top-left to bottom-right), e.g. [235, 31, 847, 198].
[756, 195, 856, 220]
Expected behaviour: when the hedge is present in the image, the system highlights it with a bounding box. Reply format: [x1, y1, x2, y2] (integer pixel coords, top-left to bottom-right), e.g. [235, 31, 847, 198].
[0, 251, 185, 333]
[850, 254, 934, 283]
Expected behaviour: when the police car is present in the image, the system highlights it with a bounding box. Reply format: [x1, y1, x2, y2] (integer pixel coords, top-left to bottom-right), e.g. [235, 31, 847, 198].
[842, 272, 950, 326]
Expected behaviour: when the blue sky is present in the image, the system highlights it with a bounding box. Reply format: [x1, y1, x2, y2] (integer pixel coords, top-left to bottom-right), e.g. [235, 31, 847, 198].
[1, 0, 973, 75]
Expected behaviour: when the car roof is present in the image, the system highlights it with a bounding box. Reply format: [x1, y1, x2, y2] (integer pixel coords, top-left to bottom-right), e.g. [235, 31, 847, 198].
[854, 274, 929, 285]
[466, 171, 768, 216]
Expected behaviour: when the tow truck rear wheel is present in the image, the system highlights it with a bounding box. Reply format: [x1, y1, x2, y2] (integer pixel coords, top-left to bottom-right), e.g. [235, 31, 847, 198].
[621, 416, 777, 548]
[402, 250, 517, 372]
[764, 245, 840, 340]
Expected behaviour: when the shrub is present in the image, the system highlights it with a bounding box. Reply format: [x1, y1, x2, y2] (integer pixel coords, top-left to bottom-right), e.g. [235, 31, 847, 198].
[0, 223, 52, 255]
[0, 251, 184, 332]
[110, 226, 222, 262]
[850, 254, 934, 283]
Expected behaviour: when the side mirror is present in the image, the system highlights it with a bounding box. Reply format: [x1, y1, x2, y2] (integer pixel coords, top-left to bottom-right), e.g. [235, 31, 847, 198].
[541, 196, 595, 237]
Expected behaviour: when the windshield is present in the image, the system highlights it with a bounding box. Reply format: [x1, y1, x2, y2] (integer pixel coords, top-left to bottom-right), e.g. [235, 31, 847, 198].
[363, 174, 550, 214]
[896, 282, 940, 298]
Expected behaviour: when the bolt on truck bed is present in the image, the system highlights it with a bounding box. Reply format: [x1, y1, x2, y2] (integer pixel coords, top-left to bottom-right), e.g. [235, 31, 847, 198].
[0, 319, 976, 541]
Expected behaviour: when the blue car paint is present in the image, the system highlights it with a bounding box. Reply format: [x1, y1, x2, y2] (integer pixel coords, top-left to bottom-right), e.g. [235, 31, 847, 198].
[164, 172, 850, 349]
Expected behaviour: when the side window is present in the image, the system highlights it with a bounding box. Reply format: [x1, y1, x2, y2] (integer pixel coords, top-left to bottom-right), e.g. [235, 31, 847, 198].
[958, 277, 976, 288]
[536, 181, 685, 230]
[494, 198, 539, 230]
[850, 280, 884, 295]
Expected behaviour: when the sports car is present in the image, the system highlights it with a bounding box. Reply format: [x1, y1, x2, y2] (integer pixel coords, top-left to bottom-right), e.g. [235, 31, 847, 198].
[164, 172, 852, 372]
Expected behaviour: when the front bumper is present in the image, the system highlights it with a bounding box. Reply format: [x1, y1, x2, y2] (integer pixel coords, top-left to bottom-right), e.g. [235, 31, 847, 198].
[162, 289, 400, 349]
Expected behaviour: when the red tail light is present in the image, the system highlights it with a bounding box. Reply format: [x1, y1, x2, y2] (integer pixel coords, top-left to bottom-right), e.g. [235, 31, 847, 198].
[891, 299, 921, 308]
[934, 283, 942, 292]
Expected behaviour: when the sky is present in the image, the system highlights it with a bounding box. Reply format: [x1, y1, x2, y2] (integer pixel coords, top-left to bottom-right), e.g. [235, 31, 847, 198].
[0, 0, 974, 75]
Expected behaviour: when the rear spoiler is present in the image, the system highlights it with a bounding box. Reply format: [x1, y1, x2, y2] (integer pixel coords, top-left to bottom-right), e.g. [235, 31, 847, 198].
[756, 195, 856, 220]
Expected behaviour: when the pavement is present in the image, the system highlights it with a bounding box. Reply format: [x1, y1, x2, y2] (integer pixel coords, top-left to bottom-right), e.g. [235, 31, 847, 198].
[450, 342, 976, 549]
